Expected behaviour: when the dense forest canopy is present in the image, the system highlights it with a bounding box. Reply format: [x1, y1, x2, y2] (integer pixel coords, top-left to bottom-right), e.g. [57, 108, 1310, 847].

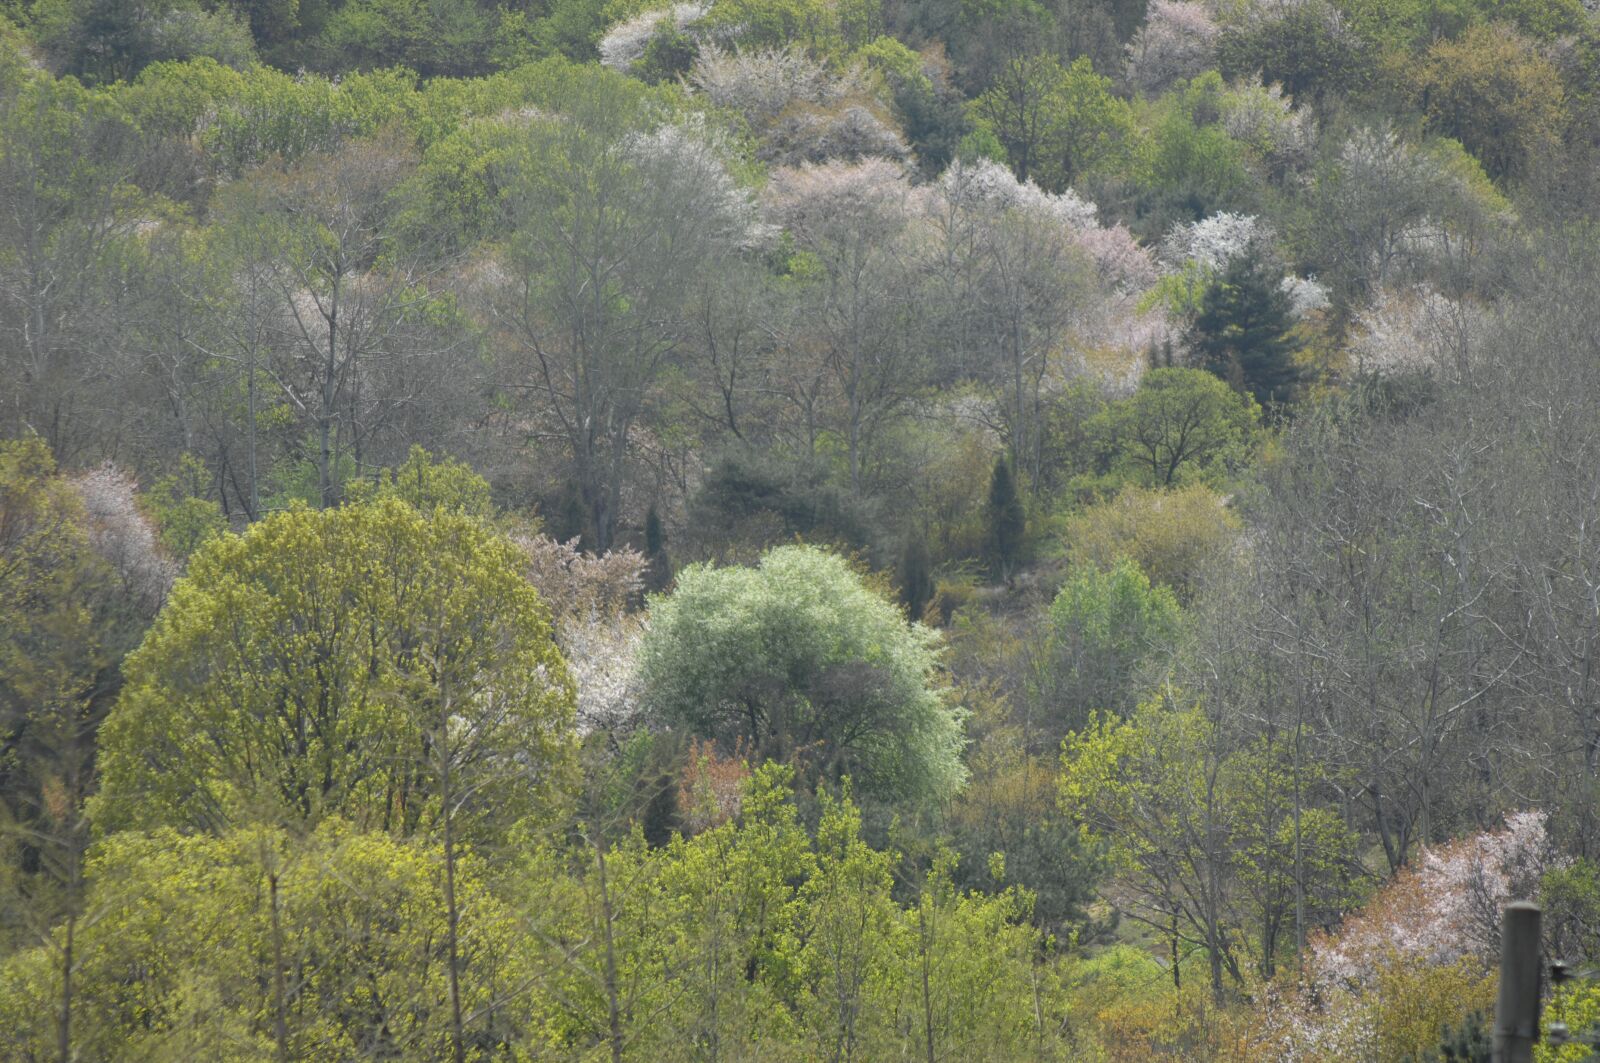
[6, 0, 1600, 1059]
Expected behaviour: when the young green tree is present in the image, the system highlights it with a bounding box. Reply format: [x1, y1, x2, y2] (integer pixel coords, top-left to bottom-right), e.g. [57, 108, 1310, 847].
[972, 54, 1131, 190]
[1060, 693, 1241, 1003]
[0, 819, 528, 1061]
[638, 544, 968, 806]
[797, 786, 901, 1061]
[1096, 367, 1260, 487]
[1040, 558, 1181, 735]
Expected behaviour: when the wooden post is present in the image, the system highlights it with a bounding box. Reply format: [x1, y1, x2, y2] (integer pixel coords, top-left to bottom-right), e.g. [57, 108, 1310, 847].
[1493, 901, 1542, 1063]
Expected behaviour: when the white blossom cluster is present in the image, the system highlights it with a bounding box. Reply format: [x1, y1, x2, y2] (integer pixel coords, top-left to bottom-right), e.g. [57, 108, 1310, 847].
[691, 44, 848, 123]
[765, 156, 919, 237]
[1124, 0, 1220, 96]
[1350, 285, 1493, 380]
[73, 466, 176, 615]
[1160, 211, 1265, 272]
[939, 157, 1098, 230]
[624, 116, 771, 245]
[1162, 211, 1328, 318]
[1223, 77, 1317, 173]
[564, 615, 648, 733]
[690, 45, 906, 165]
[598, 2, 711, 72]
[940, 158, 1157, 293]
[1259, 812, 1555, 1060]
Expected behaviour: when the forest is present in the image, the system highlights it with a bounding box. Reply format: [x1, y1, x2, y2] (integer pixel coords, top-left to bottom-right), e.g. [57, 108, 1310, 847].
[5, 0, 1600, 1059]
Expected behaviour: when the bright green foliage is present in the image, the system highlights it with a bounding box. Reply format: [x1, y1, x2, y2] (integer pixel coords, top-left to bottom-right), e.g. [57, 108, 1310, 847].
[1412, 24, 1565, 183]
[1060, 694, 1240, 996]
[887, 853, 1043, 1061]
[1061, 692, 1363, 995]
[1095, 367, 1260, 488]
[1041, 558, 1181, 735]
[32, 0, 256, 84]
[638, 544, 968, 805]
[0, 818, 525, 1061]
[1540, 983, 1600, 1063]
[144, 454, 227, 559]
[502, 767, 1050, 1060]
[972, 54, 1132, 189]
[344, 445, 494, 518]
[1140, 108, 1253, 210]
[1187, 248, 1305, 407]
[796, 785, 901, 1059]
[1223, 738, 1365, 977]
[93, 496, 576, 837]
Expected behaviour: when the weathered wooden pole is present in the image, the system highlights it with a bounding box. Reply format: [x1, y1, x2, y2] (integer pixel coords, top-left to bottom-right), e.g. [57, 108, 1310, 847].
[1493, 901, 1542, 1063]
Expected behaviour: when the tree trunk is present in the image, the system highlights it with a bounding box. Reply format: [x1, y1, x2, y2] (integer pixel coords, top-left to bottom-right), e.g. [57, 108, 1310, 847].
[595, 836, 624, 1063]
[270, 870, 289, 1063]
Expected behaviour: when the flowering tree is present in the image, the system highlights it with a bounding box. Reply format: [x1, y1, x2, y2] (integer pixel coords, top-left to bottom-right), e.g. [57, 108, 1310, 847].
[689, 45, 908, 165]
[1349, 285, 1491, 383]
[1125, 1, 1220, 97]
[598, 3, 711, 72]
[766, 158, 926, 491]
[1255, 814, 1555, 1060]
[1308, 811, 1554, 990]
[496, 85, 759, 551]
[72, 466, 176, 615]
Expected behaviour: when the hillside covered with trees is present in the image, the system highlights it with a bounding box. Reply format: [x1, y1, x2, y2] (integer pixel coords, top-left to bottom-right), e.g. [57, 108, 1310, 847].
[6, 0, 1600, 1059]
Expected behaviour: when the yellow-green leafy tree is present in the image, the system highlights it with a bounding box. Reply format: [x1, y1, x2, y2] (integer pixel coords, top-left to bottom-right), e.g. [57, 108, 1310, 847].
[92, 495, 576, 1063]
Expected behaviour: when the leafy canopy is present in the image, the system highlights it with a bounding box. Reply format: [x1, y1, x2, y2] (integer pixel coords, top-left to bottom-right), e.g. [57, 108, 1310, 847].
[638, 544, 967, 805]
[93, 496, 576, 837]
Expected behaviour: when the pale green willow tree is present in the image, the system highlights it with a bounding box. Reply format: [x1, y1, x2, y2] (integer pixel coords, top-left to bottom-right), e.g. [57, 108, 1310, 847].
[638, 544, 967, 806]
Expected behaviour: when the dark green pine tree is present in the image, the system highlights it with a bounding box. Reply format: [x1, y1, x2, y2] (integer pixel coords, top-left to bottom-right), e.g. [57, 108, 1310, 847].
[1187, 249, 1304, 408]
[897, 530, 936, 621]
[643, 503, 671, 593]
[986, 456, 1025, 583]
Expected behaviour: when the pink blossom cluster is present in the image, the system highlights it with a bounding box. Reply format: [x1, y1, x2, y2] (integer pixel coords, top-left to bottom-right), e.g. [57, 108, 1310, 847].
[939, 159, 1157, 294]
[1308, 811, 1555, 990]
